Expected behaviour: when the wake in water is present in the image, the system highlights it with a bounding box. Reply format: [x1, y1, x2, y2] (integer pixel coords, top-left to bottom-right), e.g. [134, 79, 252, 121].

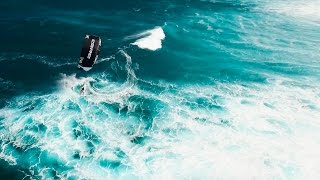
[1, 0, 320, 179]
[1, 29, 320, 179]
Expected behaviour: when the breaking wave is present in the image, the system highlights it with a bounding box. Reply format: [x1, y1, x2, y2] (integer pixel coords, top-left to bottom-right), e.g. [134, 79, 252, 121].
[131, 27, 165, 51]
[1, 0, 320, 179]
[1, 69, 320, 179]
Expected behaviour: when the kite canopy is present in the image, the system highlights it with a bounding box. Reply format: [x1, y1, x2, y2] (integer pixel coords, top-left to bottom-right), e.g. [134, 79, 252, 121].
[78, 35, 101, 71]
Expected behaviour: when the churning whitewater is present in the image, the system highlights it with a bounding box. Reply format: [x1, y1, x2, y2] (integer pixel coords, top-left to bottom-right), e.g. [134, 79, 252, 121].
[0, 0, 320, 179]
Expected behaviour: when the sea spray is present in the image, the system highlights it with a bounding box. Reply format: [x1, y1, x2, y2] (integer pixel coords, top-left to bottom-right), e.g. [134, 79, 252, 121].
[131, 27, 166, 51]
[0, 0, 320, 179]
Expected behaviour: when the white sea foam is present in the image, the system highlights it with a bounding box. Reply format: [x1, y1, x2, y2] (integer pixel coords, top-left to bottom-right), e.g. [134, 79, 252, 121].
[131, 27, 165, 51]
[95, 55, 115, 64]
[198, 19, 213, 31]
[1, 4, 320, 178]
[1, 73, 320, 179]
[260, 0, 320, 22]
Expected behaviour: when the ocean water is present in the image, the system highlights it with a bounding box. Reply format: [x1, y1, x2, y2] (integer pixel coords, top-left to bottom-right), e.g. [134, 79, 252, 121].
[0, 0, 320, 179]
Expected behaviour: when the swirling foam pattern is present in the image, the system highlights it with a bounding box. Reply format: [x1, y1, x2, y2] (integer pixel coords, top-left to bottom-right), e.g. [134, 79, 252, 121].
[0, 0, 319, 179]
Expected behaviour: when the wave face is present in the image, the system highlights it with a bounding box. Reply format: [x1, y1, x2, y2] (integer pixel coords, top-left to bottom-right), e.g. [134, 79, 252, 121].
[0, 0, 320, 179]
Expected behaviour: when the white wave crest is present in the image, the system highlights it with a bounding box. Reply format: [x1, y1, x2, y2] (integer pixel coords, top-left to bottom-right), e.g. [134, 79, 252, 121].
[131, 27, 165, 51]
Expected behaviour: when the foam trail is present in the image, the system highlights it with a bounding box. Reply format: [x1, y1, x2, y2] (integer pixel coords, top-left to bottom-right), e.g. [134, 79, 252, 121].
[131, 27, 165, 51]
[119, 50, 137, 82]
[1, 0, 320, 179]
[95, 55, 115, 64]
[85, 51, 137, 104]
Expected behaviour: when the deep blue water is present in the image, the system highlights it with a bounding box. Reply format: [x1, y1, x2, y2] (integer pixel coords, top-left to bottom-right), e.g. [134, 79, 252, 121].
[0, 0, 320, 179]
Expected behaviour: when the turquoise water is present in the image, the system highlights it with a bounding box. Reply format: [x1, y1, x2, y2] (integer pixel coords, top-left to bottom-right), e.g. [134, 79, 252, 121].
[0, 0, 320, 179]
